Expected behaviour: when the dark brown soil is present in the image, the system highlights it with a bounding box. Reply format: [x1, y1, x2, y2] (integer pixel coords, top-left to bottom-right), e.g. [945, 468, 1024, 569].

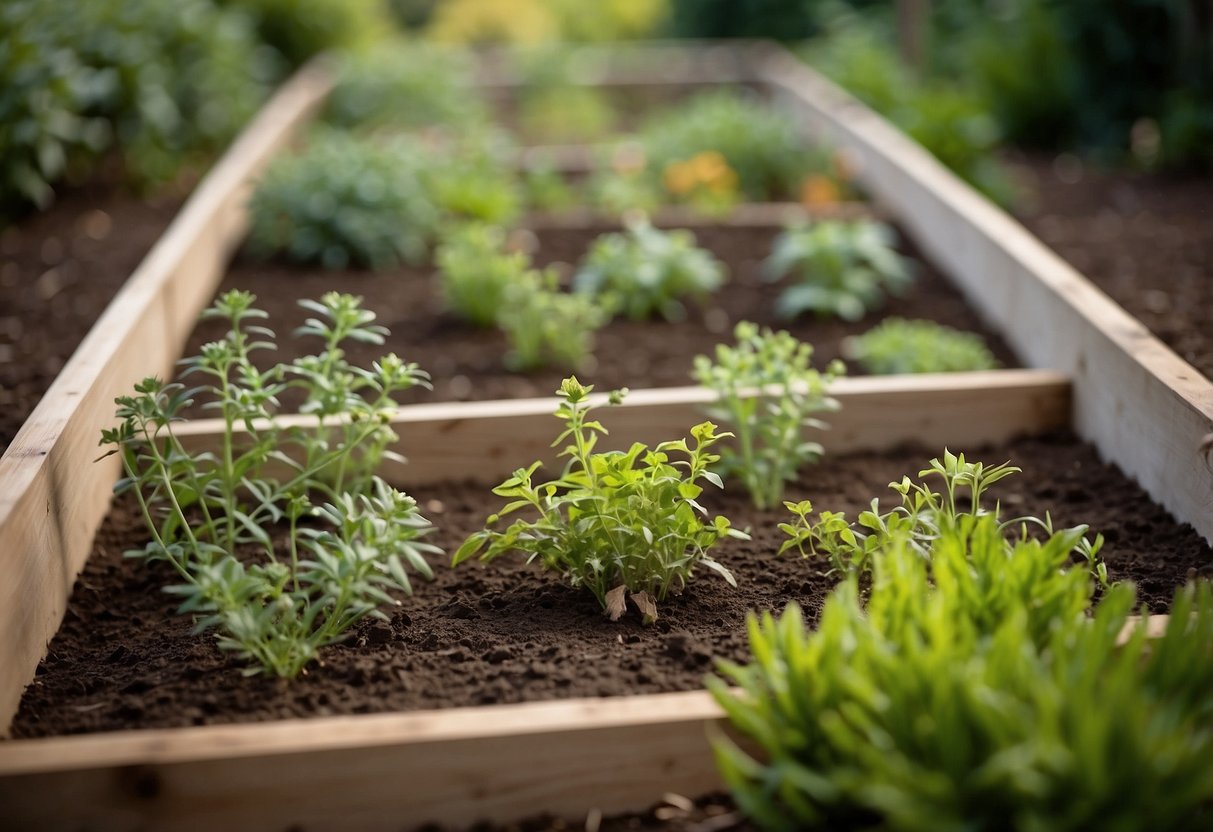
[184, 223, 1017, 412]
[0, 180, 182, 454]
[12, 431, 1208, 739]
[426, 793, 749, 832]
[1010, 154, 1213, 381]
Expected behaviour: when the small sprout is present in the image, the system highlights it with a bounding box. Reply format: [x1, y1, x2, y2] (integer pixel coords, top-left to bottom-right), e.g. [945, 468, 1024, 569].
[435, 223, 532, 328]
[844, 317, 998, 374]
[693, 323, 844, 510]
[498, 269, 608, 371]
[452, 378, 748, 622]
[764, 219, 913, 321]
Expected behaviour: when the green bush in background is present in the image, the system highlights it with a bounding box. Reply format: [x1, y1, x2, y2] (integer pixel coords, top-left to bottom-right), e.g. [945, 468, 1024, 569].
[218, 0, 389, 67]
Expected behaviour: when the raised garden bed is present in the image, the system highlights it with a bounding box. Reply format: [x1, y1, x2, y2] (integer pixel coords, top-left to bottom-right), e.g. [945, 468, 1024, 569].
[1, 41, 1211, 831]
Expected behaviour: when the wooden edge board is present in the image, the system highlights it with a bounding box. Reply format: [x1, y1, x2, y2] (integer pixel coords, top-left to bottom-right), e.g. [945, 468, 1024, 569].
[755, 49, 1213, 545]
[0, 62, 334, 733]
[522, 200, 873, 230]
[172, 370, 1071, 487]
[0, 611, 1173, 831]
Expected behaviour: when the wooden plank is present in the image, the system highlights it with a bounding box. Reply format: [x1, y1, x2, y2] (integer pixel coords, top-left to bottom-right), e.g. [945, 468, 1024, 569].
[523, 200, 874, 231]
[0, 691, 725, 831]
[759, 49, 1213, 545]
[0, 62, 333, 734]
[172, 370, 1071, 487]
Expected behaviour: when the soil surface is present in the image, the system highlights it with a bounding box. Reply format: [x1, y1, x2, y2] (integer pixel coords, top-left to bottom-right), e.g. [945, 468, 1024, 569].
[428, 793, 750, 832]
[0, 180, 182, 454]
[1010, 154, 1213, 381]
[12, 431, 1208, 739]
[185, 223, 1017, 413]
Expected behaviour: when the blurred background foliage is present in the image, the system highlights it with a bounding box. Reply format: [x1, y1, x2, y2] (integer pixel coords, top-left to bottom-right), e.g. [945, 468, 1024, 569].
[3, 0, 1209, 220]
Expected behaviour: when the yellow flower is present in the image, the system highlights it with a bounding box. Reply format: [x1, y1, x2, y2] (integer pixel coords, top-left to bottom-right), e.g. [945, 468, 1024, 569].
[663, 160, 696, 195]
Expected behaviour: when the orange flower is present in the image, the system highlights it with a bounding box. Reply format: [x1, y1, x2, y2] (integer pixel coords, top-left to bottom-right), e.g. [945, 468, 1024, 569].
[801, 174, 840, 206]
[663, 160, 696, 195]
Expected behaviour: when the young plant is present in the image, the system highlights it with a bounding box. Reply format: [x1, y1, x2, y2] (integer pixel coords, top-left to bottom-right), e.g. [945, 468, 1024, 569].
[764, 219, 913, 321]
[844, 317, 999, 374]
[247, 130, 440, 269]
[573, 218, 727, 321]
[522, 156, 577, 213]
[586, 166, 662, 217]
[435, 223, 531, 328]
[453, 377, 747, 622]
[710, 520, 1213, 830]
[518, 85, 617, 143]
[693, 322, 844, 510]
[498, 269, 608, 372]
[779, 449, 1107, 584]
[424, 130, 522, 225]
[99, 290, 439, 677]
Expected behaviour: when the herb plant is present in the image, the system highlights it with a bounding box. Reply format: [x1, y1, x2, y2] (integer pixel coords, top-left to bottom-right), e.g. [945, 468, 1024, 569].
[423, 130, 522, 226]
[764, 219, 913, 320]
[522, 156, 577, 213]
[434, 223, 531, 328]
[844, 317, 998, 374]
[498, 269, 608, 371]
[247, 130, 440, 269]
[586, 166, 662, 217]
[693, 323, 844, 510]
[519, 85, 617, 143]
[100, 290, 438, 677]
[710, 520, 1213, 830]
[779, 449, 1107, 584]
[573, 218, 726, 321]
[453, 377, 746, 622]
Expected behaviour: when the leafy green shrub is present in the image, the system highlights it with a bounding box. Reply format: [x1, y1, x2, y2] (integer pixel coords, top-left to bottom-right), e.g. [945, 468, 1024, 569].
[693, 322, 843, 510]
[498, 269, 607, 371]
[780, 449, 1106, 584]
[710, 519, 1213, 830]
[639, 90, 820, 201]
[219, 0, 387, 68]
[573, 219, 726, 321]
[586, 166, 662, 216]
[100, 290, 437, 677]
[1, 0, 272, 214]
[453, 377, 746, 622]
[522, 157, 577, 212]
[247, 130, 439, 269]
[764, 219, 912, 321]
[435, 223, 530, 327]
[844, 317, 998, 375]
[324, 42, 487, 130]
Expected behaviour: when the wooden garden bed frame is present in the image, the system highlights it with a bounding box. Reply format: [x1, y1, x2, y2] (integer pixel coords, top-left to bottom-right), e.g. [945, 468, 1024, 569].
[0, 41, 1210, 830]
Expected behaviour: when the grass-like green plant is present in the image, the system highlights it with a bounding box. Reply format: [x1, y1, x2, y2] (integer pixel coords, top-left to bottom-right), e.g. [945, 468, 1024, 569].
[247, 130, 440, 269]
[99, 290, 438, 677]
[498, 269, 608, 371]
[423, 130, 522, 225]
[764, 219, 913, 321]
[573, 218, 726, 321]
[453, 377, 747, 622]
[693, 322, 844, 511]
[709, 518, 1213, 830]
[780, 449, 1107, 585]
[324, 43, 487, 130]
[844, 317, 999, 374]
[434, 223, 530, 328]
[639, 90, 823, 201]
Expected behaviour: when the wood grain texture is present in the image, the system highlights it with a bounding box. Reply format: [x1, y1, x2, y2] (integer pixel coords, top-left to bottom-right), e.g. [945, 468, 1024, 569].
[172, 370, 1071, 488]
[0, 62, 333, 733]
[759, 49, 1213, 546]
[0, 691, 726, 831]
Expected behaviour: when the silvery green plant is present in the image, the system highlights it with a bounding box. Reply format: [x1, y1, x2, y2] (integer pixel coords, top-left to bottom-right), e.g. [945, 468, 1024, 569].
[764, 219, 913, 320]
[99, 290, 438, 677]
[693, 322, 844, 510]
[573, 218, 726, 321]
